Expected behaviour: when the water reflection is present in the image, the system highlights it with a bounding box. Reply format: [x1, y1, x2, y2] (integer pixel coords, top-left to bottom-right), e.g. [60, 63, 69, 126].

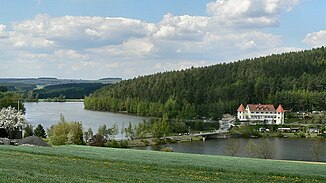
[134, 138, 326, 162]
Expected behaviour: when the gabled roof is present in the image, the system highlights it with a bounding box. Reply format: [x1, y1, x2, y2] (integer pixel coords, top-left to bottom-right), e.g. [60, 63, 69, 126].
[237, 104, 245, 112]
[247, 104, 275, 112]
[276, 104, 285, 113]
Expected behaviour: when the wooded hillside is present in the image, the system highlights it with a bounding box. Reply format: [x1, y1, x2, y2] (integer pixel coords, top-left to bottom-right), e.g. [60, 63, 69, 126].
[34, 83, 106, 99]
[85, 47, 326, 119]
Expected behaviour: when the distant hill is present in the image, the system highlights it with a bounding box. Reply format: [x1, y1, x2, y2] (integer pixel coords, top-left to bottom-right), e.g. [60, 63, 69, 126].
[0, 77, 122, 92]
[0, 77, 122, 100]
[33, 83, 108, 99]
[85, 47, 326, 119]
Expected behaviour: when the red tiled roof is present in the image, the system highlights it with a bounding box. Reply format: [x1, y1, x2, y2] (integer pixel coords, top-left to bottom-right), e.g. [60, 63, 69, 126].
[247, 104, 275, 112]
[276, 104, 285, 113]
[237, 104, 245, 112]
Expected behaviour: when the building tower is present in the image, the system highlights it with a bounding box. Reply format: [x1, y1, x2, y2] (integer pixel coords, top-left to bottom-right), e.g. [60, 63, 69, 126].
[276, 104, 285, 124]
[237, 104, 246, 120]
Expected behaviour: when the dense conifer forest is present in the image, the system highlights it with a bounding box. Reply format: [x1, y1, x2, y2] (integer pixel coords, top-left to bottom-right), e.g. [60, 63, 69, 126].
[85, 47, 326, 120]
[34, 83, 106, 99]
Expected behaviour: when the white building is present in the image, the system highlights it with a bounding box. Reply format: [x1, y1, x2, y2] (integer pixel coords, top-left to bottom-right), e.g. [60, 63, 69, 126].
[237, 104, 285, 125]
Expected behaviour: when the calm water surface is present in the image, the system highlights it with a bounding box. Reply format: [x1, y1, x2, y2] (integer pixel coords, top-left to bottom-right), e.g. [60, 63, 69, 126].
[25, 102, 326, 162]
[25, 102, 147, 138]
[135, 138, 326, 162]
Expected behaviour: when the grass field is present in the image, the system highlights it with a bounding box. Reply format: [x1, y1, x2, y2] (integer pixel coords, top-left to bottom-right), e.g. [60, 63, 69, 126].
[0, 145, 325, 182]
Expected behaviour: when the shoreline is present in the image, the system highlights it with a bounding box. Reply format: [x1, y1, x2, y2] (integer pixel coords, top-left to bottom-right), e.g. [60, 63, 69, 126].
[126, 135, 203, 147]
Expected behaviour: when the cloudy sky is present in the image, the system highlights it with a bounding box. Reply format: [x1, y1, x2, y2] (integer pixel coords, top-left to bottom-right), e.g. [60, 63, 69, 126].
[0, 0, 325, 79]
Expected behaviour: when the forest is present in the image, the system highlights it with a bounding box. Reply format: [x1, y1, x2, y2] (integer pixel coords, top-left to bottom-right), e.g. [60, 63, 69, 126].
[84, 47, 326, 120]
[0, 91, 25, 112]
[31, 83, 107, 99]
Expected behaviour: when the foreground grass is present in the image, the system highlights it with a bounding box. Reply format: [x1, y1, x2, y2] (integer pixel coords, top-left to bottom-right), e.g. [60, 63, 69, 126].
[0, 145, 325, 182]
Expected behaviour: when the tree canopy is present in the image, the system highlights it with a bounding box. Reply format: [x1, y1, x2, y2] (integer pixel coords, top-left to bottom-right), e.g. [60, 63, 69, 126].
[85, 47, 326, 119]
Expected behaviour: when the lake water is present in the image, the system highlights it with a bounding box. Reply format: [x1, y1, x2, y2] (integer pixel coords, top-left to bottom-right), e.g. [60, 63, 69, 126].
[25, 102, 326, 162]
[135, 138, 326, 162]
[24, 102, 147, 138]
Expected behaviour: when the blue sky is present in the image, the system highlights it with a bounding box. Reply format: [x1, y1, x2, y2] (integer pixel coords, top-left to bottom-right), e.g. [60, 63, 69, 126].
[0, 0, 325, 79]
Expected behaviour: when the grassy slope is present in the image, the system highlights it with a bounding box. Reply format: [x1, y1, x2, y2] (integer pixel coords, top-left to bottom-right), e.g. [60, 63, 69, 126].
[0, 145, 325, 183]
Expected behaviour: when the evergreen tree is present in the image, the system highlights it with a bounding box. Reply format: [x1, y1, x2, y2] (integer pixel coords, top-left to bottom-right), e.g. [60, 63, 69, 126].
[34, 124, 47, 138]
[24, 124, 34, 138]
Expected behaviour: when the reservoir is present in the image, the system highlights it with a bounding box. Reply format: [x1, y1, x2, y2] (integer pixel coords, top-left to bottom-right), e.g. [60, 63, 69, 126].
[25, 102, 326, 162]
[25, 102, 147, 138]
[134, 138, 326, 162]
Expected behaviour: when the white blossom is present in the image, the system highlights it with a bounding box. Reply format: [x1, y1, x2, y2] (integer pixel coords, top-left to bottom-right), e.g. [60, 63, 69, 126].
[0, 106, 27, 130]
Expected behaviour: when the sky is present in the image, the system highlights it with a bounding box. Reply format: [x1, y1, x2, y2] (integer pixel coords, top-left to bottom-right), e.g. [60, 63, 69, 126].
[0, 0, 325, 79]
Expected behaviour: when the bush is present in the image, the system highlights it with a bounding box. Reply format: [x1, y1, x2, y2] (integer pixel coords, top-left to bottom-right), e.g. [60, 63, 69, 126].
[120, 140, 128, 148]
[160, 147, 174, 152]
[153, 138, 166, 145]
[298, 131, 306, 138]
[237, 125, 261, 138]
[105, 140, 129, 148]
[89, 134, 106, 147]
[276, 132, 284, 137]
[48, 121, 83, 145]
[141, 139, 149, 146]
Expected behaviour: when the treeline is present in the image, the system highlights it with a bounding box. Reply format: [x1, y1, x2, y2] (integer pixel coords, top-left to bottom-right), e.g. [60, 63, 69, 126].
[0, 83, 36, 92]
[32, 83, 107, 99]
[0, 92, 25, 112]
[85, 47, 326, 119]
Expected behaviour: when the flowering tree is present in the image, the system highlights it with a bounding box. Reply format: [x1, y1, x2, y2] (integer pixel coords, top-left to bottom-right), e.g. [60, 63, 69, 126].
[0, 107, 27, 138]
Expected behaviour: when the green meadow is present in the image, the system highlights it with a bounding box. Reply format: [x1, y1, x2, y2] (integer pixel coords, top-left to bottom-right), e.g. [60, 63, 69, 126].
[0, 145, 325, 182]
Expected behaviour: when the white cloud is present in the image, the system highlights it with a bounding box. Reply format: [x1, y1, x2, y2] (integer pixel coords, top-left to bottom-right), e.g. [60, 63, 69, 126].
[0, 24, 8, 39]
[207, 0, 299, 28]
[0, 24, 5, 32]
[8, 31, 54, 48]
[11, 14, 154, 48]
[54, 50, 88, 59]
[154, 13, 209, 40]
[303, 30, 326, 47]
[0, 0, 303, 79]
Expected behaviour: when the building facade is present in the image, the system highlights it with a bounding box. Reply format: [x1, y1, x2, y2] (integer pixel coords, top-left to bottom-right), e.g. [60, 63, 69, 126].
[237, 104, 285, 125]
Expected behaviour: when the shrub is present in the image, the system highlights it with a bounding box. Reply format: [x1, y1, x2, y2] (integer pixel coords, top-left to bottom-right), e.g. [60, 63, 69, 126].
[276, 132, 284, 137]
[48, 121, 83, 145]
[153, 138, 166, 145]
[141, 139, 149, 146]
[89, 134, 106, 147]
[105, 140, 129, 148]
[160, 147, 174, 152]
[298, 131, 306, 138]
[120, 140, 128, 148]
[237, 125, 261, 138]
[111, 140, 119, 147]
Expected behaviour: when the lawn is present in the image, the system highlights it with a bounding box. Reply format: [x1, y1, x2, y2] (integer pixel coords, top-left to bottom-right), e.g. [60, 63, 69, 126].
[0, 145, 325, 182]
